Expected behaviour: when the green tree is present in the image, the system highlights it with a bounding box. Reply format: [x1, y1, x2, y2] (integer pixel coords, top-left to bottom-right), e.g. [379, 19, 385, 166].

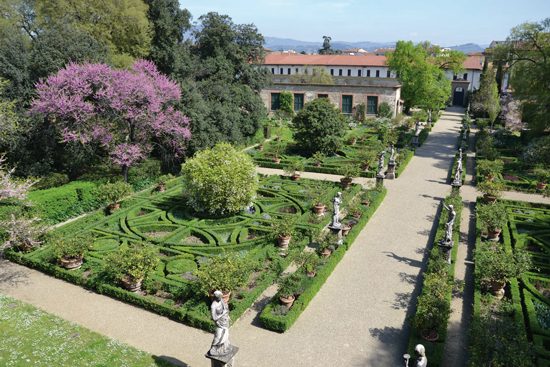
[471, 66, 501, 123]
[278, 91, 294, 118]
[292, 98, 345, 155]
[499, 18, 550, 133]
[319, 35, 334, 55]
[144, 0, 191, 75]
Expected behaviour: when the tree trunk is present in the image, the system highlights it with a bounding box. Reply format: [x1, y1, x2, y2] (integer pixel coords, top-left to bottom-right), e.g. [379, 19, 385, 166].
[122, 165, 129, 183]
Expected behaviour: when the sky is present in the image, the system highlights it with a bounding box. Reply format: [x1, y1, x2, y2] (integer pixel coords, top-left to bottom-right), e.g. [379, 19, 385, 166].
[179, 0, 550, 45]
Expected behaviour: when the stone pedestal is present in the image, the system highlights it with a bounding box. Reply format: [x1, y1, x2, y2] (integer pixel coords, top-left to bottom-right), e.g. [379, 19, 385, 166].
[376, 173, 384, 188]
[206, 345, 239, 367]
[451, 179, 462, 190]
[386, 162, 396, 179]
[412, 135, 419, 147]
[437, 241, 452, 264]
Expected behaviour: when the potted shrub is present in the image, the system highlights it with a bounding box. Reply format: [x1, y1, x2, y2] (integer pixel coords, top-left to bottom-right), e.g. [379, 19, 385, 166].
[284, 159, 305, 181]
[533, 166, 550, 190]
[278, 273, 303, 308]
[154, 175, 172, 192]
[312, 151, 325, 168]
[270, 140, 284, 164]
[476, 202, 507, 241]
[103, 243, 159, 292]
[50, 234, 91, 270]
[0, 215, 45, 253]
[98, 181, 133, 213]
[358, 148, 378, 171]
[478, 180, 504, 203]
[317, 233, 337, 257]
[477, 159, 503, 181]
[194, 252, 252, 303]
[308, 181, 327, 216]
[272, 217, 295, 249]
[297, 252, 320, 277]
[413, 273, 452, 341]
[347, 135, 357, 146]
[475, 242, 532, 299]
[339, 164, 361, 189]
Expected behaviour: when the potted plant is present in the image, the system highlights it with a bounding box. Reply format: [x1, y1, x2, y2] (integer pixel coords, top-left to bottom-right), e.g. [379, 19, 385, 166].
[475, 242, 532, 299]
[317, 233, 337, 257]
[476, 202, 507, 241]
[271, 140, 284, 164]
[257, 143, 264, 151]
[278, 273, 303, 308]
[284, 159, 305, 181]
[339, 164, 361, 189]
[308, 181, 327, 216]
[477, 159, 503, 181]
[155, 174, 172, 193]
[413, 273, 452, 341]
[533, 166, 550, 190]
[0, 215, 45, 253]
[194, 252, 252, 303]
[478, 180, 504, 203]
[358, 148, 378, 171]
[98, 181, 133, 213]
[347, 135, 357, 146]
[50, 234, 91, 270]
[272, 217, 295, 249]
[297, 252, 320, 277]
[103, 243, 159, 292]
[312, 151, 325, 168]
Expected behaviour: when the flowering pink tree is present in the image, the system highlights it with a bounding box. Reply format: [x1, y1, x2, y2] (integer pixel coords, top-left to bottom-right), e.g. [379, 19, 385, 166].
[31, 60, 191, 181]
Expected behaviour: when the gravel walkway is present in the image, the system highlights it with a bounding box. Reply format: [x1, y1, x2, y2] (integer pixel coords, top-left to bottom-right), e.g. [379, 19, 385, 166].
[0, 108, 470, 366]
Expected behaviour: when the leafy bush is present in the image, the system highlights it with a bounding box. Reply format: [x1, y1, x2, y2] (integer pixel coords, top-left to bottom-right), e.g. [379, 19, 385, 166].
[477, 159, 503, 179]
[103, 243, 159, 283]
[522, 136, 550, 167]
[474, 242, 532, 291]
[0, 216, 45, 252]
[277, 273, 304, 298]
[276, 91, 294, 119]
[475, 131, 499, 160]
[476, 202, 507, 232]
[182, 143, 258, 217]
[533, 166, 550, 183]
[97, 182, 133, 205]
[412, 273, 452, 332]
[355, 103, 366, 122]
[377, 102, 393, 118]
[32, 173, 70, 190]
[49, 234, 92, 260]
[292, 98, 345, 155]
[477, 180, 504, 199]
[411, 110, 428, 122]
[193, 252, 253, 296]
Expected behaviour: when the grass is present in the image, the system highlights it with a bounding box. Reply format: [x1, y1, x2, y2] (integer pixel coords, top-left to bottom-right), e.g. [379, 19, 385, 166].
[0, 294, 175, 367]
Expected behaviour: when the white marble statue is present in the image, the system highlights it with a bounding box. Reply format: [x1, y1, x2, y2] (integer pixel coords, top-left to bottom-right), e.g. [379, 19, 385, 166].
[209, 290, 231, 356]
[415, 344, 428, 367]
[331, 192, 342, 228]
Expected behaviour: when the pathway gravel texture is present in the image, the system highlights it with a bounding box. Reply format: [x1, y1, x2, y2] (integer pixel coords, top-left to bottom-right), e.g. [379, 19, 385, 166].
[0, 107, 504, 366]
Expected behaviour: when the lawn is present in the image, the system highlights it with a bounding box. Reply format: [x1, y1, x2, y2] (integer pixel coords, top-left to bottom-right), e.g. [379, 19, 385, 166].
[0, 294, 174, 367]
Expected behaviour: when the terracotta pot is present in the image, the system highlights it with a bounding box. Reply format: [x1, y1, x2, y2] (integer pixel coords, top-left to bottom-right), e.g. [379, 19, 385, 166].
[290, 173, 300, 181]
[314, 162, 321, 168]
[361, 200, 370, 207]
[156, 184, 166, 192]
[306, 271, 316, 278]
[277, 235, 291, 249]
[320, 248, 332, 258]
[537, 182, 547, 190]
[120, 276, 142, 292]
[421, 329, 439, 342]
[273, 157, 281, 164]
[341, 225, 352, 236]
[108, 202, 121, 213]
[279, 295, 295, 308]
[257, 144, 264, 151]
[59, 256, 83, 270]
[490, 280, 506, 299]
[313, 204, 326, 216]
[348, 138, 357, 146]
[361, 163, 370, 170]
[487, 228, 502, 241]
[352, 211, 362, 219]
[340, 177, 353, 189]
[483, 194, 497, 204]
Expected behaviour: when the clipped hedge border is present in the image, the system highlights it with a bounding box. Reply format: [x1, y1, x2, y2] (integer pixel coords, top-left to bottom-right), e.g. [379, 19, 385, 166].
[405, 194, 462, 366]
[259, 187, 387, 332]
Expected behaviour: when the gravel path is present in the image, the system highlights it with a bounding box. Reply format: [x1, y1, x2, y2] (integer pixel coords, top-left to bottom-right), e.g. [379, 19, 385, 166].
[0, 108, 477, 366]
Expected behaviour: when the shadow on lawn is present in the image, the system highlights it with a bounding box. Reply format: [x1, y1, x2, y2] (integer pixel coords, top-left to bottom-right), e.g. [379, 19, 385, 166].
[154, 355, 190, 367]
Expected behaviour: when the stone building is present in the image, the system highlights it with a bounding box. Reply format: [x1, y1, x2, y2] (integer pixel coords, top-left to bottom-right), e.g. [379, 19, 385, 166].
[260, 52, 484, 115]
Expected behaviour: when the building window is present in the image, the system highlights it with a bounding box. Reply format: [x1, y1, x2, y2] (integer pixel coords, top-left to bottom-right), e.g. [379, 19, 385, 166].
[366, 70, 371, 77]
[387, 70, 391, 78]
[318, 94, 329, 99]
[294, 93, 304, 112]
[339, 69, 343, 76]
[342, 95, 353, 114]
[347, 69, 352, 76]
[453, 74, 457, 80]
[280, 68, 283, 75]
[463, 73, 468, 80]
[376, 70, 380, 77]
[271, 68, 275, 74]
[358, 70, 362, 77]
[271, 93, 280, 111]
[330, 69, 334, 76]
[288, 68, 291, 75]
[367, 96, 378, 114]
[295, 68, 299, 73]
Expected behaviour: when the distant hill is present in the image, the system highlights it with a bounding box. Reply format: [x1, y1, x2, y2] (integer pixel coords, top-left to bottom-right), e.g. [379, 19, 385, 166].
[264, 37, 487, 54]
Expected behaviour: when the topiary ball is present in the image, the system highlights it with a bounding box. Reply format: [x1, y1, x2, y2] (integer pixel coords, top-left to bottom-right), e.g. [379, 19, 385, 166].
[181, 142, 258, 217]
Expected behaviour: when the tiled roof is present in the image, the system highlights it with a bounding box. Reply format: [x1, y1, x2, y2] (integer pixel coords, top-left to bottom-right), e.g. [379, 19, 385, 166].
[263, 52, 484, 70]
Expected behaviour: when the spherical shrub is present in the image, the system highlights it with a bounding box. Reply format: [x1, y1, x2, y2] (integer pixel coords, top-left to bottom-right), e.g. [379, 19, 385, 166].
[292, 98, 345, 155]
[181, 142, 258, 217]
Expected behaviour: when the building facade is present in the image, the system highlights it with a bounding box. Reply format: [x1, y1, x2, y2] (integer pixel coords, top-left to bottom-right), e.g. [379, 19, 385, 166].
[260, 52, 484, 115]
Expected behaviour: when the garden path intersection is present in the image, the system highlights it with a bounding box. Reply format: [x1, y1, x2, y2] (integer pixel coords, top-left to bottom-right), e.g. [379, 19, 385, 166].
[2, 108, 548, 366]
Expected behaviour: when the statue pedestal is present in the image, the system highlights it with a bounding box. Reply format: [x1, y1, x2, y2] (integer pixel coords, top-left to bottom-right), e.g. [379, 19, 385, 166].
[385, 162, 396, 179]
[412, 135, 419, 147]
[376, 173, 384, 188]
[206, 345, 239, 367]
[437, 240, 453, 264]
[451, 179, 462, 191]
